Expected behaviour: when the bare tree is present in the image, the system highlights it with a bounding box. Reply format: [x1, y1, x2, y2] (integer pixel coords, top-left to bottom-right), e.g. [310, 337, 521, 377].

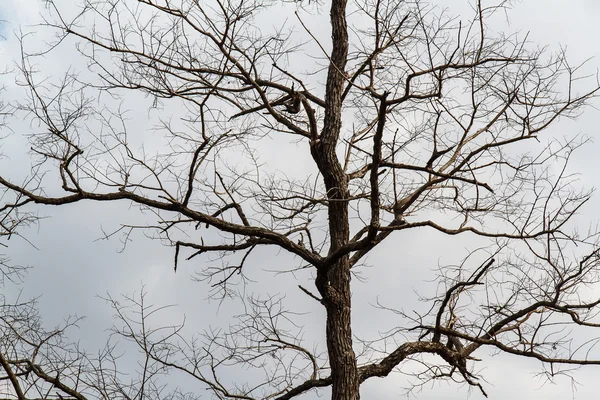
[2, 0, 600, 399]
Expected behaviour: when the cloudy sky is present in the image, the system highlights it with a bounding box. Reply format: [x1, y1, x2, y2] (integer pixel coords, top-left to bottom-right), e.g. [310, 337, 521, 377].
[2, 0, 600, 399]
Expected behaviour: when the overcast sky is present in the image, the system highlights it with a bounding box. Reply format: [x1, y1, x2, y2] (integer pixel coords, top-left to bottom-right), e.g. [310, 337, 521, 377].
[2, 0, 600, 399]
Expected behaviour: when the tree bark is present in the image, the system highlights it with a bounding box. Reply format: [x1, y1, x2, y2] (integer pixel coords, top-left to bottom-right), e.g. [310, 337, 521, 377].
[318, 255, 358, 400]
[312, 0, 358, 399]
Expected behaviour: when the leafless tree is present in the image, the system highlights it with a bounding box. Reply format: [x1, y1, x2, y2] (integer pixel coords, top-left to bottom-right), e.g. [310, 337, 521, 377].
[2, 0, 600, 399]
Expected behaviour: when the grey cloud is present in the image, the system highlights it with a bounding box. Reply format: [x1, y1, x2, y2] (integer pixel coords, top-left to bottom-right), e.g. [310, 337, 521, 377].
[2, 0, 600, 399]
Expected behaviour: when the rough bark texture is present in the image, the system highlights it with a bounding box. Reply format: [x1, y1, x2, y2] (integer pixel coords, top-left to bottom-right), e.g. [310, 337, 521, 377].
[311, 1, 358, 399]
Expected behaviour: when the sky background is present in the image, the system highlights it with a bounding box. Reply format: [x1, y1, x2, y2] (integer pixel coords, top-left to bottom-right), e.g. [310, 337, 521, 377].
[2, 0, 600, 399]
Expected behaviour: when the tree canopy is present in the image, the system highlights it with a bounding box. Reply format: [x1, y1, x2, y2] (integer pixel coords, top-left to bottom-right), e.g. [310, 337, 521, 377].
[2, 0, 600, 399]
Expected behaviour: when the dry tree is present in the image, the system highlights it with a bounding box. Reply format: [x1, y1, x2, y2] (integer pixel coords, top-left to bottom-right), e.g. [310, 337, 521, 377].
[1, 0, 600, 399]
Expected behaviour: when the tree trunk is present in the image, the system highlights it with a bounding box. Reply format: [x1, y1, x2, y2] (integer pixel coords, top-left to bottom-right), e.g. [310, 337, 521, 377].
[312, 0, 358, 399]
[321, 256, 359, 400]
